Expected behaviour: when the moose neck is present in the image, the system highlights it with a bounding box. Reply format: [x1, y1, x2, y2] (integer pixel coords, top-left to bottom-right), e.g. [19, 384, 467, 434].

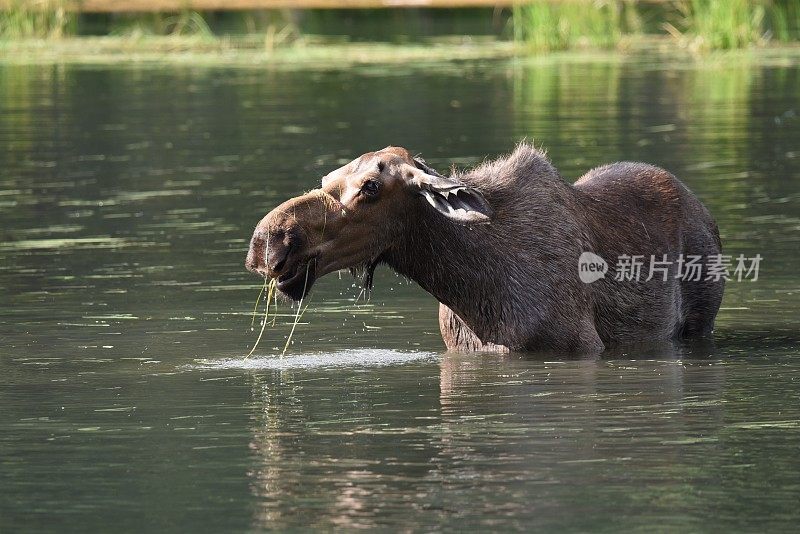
[383, 145, 591, 347]
[384, 209, 546, 345]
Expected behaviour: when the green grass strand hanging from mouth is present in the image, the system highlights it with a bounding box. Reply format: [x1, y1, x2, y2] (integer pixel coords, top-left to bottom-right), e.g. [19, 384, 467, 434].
[245, 277, 276, 359]
[245, 263, 311, 358]
[282, 265, 311, 356]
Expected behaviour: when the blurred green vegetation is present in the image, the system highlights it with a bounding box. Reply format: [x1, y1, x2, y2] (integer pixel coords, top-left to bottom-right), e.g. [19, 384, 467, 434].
[0, 0, 798, 51]
[107, 11, 214, 39]
[512, 0, 641, 51]
[0, 0, 74, 38]
[513, 0, 800, 52]
[0, 5, 500, 43]
[664, 0, 800, 51]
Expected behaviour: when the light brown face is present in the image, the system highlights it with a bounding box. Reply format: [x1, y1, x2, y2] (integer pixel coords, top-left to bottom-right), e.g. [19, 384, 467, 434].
[245, 146, 492, 300]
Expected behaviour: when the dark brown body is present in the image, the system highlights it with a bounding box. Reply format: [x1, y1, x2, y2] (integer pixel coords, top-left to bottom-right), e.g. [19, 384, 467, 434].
[246, 144, 724, 353]
[435, 157, 724, 352]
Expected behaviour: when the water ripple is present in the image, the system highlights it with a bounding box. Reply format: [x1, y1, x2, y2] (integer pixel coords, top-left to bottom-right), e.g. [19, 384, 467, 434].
[192, 349, 437, 370]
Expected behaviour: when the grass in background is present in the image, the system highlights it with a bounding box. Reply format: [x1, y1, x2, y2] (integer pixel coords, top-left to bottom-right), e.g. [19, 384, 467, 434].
[0, 0, 75, 38]
[232, 10, 301, 50]
[105, 10, 300, 48]
[663, 0, 767, 51]
[107, 10, 298, 42]
[768, 0, 800, 42]
[1, 1, 799, 53]
[512, 0, 641, 52]
[663, 0, 800, 51]
[109, 11, 213, 39]
[0, 5, 299, 46]
[513, 0, 800, 52]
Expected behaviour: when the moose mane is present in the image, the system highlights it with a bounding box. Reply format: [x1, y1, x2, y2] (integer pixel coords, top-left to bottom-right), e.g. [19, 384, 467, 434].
[450, 142, 564, 198]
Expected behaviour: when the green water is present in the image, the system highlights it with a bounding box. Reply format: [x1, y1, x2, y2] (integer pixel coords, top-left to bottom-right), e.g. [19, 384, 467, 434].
[1, 56, 799, 531]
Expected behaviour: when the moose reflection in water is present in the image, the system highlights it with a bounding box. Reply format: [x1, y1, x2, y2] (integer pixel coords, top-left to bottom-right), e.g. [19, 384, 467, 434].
[245, 348, 729, 529]
[246, 144, 724, 353]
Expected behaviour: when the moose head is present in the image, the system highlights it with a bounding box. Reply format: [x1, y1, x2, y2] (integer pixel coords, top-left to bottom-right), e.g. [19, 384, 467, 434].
[245, 147, 493, 300]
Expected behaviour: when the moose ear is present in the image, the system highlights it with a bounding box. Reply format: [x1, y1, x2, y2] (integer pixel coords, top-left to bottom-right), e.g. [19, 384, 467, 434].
[406, 159, 493, 225]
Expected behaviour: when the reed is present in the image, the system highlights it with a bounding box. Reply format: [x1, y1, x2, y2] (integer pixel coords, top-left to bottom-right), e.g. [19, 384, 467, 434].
[767, 0, 800, 43]
[664, 0, 766, 50]
[109, 11, 213, 38]
[106, 10, 301, 48]
[512, 0, 640, 52]
[663, 0, 800, 51]
[0, 0, 75, 39]
[513, 0, 799, 52]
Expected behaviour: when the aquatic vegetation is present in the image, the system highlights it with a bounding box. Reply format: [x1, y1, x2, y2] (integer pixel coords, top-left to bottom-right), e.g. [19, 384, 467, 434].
[664, 0, 800, 51]
[246, 277, 277, 359]
[133, 9, 300, 46]
[512, 0, 640, 52]
[768, 0, 800, 42]
[0, 38, 517, 67]
[512, 0, 800, 52]
[246, 266, 311, 358]
[282, 267, 311, 356]
[109, 11, 213, 39]
[1, 5, 298, 45]
[664, 0, 766, 51]
[0, 0, 75, 39]
[2, 0, 797, 53]
[250, 278, 268, 330]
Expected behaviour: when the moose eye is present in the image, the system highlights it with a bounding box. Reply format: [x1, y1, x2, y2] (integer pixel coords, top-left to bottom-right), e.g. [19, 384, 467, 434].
[361, 180, 380, 197]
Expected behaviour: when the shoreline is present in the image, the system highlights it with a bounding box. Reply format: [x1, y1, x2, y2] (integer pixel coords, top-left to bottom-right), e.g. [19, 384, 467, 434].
[2, 36, 800, 68]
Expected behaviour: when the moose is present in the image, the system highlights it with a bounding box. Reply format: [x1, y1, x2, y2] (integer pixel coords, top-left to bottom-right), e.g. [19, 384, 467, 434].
[245, 143, 724, 353]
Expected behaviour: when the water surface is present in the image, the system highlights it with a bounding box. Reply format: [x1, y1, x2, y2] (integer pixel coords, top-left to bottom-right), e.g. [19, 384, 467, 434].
[1, 56, 799, 531]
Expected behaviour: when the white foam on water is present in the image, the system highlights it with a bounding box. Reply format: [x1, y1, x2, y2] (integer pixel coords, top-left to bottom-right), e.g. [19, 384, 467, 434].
[192, 349, 438, 371]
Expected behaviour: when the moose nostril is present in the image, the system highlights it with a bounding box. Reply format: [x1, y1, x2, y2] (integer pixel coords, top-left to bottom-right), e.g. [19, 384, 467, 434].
[271, 245, 292, 274]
